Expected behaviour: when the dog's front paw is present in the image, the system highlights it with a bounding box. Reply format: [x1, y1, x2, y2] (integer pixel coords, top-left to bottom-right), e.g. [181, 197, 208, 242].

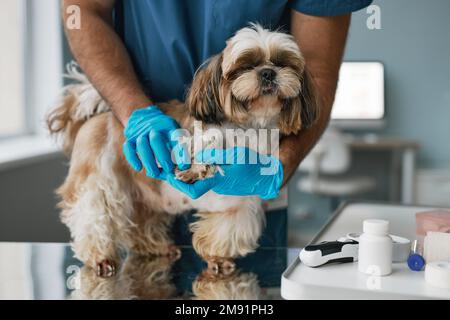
[175, 164, 215, 183]
[175, 169, 199, 184]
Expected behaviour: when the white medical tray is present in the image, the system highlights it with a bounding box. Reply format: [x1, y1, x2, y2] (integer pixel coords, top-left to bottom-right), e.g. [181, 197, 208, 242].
[281, 202, 450, 300]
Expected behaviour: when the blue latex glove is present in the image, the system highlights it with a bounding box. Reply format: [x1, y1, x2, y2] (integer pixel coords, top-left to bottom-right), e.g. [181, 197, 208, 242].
[123, 105, 189, 179]
[166, 146, 284, 200]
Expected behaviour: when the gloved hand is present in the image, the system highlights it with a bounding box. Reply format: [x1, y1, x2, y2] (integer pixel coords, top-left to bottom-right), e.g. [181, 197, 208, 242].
[166, 146, 284, 200]
[123, 105, 188, 179]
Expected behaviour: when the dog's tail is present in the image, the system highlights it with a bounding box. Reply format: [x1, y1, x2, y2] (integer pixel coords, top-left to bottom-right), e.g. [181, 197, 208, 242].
[46, 61, 110, 155]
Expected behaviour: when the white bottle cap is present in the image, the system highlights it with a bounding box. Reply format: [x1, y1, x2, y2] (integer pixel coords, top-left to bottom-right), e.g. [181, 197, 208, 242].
[363, 219, 389, 235]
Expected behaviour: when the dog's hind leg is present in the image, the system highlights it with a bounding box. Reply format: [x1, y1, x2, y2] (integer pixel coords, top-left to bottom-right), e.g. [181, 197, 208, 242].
[124, 202, 179, 259]
[59, 163, 140, 277]
[58, 114, 137, 277]
[59, 174, 124, 278]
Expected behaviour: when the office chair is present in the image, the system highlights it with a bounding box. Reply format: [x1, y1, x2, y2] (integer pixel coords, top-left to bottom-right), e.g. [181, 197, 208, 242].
[296, 128, 376, 210]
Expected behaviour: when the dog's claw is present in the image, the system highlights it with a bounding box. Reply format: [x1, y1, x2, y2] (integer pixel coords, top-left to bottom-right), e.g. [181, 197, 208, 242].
[207, 261, 220, 275]
[167, 245, 182, 261]
[221, 260, 236, 276]
[206, 258, 235, 276]
[96, 260, 116, 278]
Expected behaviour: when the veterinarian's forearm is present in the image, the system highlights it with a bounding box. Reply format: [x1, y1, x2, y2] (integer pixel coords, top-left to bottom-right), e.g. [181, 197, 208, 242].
[279, 11, 351, 185]
[62, 0, 151, 126]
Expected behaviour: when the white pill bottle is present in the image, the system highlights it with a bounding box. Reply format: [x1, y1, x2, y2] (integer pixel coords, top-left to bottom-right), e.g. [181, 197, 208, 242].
[358, 219, 393, 276]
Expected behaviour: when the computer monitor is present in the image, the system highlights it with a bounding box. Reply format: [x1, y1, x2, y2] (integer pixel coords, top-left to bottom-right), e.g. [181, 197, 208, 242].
[330, 62, 385, 129]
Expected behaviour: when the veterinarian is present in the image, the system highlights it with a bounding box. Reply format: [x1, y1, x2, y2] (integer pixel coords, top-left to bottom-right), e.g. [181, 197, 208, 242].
[63, 0, 373, 199]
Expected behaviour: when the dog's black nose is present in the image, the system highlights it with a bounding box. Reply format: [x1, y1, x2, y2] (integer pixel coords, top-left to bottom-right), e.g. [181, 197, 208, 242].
[260, 68, 276, 82]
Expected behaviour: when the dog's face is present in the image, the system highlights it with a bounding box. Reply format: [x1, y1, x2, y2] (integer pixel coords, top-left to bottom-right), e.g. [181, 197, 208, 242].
[186, 24, 319, 135]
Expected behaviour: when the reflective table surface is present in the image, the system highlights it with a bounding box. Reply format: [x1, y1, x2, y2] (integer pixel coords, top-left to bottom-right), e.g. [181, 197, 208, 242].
[0, 242, 299, 300]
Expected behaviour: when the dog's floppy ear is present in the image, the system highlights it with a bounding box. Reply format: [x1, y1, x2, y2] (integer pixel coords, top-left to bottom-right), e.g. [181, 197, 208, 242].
[279, 68, 319, 135]
[186, 54, 225, 124]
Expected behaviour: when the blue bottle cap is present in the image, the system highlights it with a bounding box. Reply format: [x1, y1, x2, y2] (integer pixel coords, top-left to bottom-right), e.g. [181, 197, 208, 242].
[407, 254, 425, 271]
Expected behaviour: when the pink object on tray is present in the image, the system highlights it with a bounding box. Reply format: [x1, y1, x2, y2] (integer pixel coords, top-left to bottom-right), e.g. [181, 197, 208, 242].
[416, 210, 450, 236]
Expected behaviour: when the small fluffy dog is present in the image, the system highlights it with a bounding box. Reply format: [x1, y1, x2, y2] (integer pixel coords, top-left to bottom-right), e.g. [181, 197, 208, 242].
[48, 24, 318, 277]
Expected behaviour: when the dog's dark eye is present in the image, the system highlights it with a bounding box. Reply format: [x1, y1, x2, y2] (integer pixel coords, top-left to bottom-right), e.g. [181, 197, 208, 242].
[226, 68, 248, 81]
[271, 57, 291, 69]
[234, 50, 265, 70]
[270, 51, 303, 72]
[226, 61, 261, 80]
[240, 57, 264, 70]
[270, 57, 283, 67]
[241, 62, 259, 70]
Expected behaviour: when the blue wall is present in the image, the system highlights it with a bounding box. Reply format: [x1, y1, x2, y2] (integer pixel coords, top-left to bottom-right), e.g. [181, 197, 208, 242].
[287, 0, 450, 244]
[344, 0, 450, 168]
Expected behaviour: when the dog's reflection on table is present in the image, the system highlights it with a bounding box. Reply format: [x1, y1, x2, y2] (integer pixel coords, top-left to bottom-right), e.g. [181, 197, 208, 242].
[71, 254, 178, 300]
[193, 269, 261, 300]
[68, 246, 286, 300]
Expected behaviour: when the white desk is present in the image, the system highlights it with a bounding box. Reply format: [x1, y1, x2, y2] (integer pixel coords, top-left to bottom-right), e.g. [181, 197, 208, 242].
[347, 136, 420, 204]
[281, 202, 450, 300]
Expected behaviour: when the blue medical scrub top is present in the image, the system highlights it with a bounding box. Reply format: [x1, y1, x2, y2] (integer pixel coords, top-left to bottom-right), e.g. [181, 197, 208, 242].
[114, 0, 372, 103]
